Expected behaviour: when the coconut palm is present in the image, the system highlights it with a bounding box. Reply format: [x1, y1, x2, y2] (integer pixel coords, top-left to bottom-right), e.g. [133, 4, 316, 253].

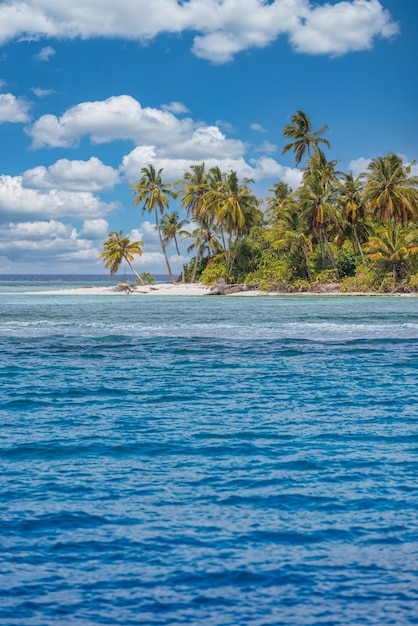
[364, 225, 418, 290]
[272, 206, 313, 280]
[176, 163, 211, 282]
[337, 172, 366, 259]
[265, 181, 293, 224]
[98, 230, 145, 284]
[160, 211, 188, 283]
[282, 110, 330, 171]
[206, 170, 261, 274]
[182, 219, 223, 258]
[364, 153, 418, 226]
[131, 164, 176, 284]
[176, 162, 209, 219]
[297, 164, 339, 274]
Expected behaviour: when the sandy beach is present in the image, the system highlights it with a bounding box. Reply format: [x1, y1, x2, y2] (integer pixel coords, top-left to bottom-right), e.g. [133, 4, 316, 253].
[19, 282, 418, 297]
[22, 283, 213, 296]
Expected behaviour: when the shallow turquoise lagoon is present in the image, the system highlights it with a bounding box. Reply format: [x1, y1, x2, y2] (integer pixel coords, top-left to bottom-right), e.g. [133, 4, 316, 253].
[1, 290, 418, 624]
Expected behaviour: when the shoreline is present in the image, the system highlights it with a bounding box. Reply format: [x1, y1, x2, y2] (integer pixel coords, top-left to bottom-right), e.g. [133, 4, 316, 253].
[10, 282, 418, 297]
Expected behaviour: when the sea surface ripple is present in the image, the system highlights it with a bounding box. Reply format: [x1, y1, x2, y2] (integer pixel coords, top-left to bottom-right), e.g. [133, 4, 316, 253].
[1, 290, 418, 624]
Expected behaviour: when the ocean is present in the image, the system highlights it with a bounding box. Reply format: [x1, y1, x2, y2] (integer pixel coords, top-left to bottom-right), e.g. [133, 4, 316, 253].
[1, 276, 418, 625]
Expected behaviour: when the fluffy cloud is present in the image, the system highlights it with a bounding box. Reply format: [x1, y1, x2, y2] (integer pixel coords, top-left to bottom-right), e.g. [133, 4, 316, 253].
[26, 95, 247, 162]
[290, 0, 398, 55]
[22, 157, 120, 192]
[26, 95, 197, 149]
[349, 156, 371, 176]
[0, 219, 100, 267]
[80, 218, 109, 238]
[0, 93, 30, 123]
[0, 174, 118, 221]
[121, 145, 301, 188]
[0, 1, 398, 63]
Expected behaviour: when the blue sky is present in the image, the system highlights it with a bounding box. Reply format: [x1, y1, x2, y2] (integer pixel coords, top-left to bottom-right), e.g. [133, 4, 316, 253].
[0, 0, 416, 275]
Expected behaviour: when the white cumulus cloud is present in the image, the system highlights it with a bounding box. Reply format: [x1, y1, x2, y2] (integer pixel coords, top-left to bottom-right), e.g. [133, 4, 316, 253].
[80, 218, 109, 238]
[0, 93, 30, 123]
[348, 156, 371, 176]
[26, 95, 196, 149]
[0, 1, 398, 63]
[0, 174, 118, 221]
[22, 157, 120, 192]
[0, 219, 100, 268]
[290, 0, 398, 55]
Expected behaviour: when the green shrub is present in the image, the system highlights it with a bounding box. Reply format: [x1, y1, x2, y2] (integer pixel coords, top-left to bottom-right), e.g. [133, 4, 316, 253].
[339, 265, 380, 292]
[200, 258, 229, 285]
[313, 269, 339, 284]
[136, 272, 155, 285]
[244, 262, 292, 288]
[407, 273, 418, 292]
[290, 279, 310, 292]
[378, 273, 394, 293]
[336, 249, 357, 278]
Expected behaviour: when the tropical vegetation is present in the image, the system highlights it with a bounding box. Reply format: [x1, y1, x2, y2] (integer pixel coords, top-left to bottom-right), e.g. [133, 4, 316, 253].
[99, 111, 418, 293]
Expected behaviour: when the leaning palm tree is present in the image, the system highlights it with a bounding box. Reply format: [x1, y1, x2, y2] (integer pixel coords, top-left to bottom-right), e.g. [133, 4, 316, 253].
[131, 164, 176, 284]
[364, 225, 418, 291]
[98, 230, 145, 284]
[160, 211, 188, 283]
[282, 109, 330, 172]
[364, 153, 418, 227]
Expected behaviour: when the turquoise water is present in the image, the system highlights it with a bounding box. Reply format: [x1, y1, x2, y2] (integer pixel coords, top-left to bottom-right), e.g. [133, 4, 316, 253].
[1, 283, 418, 624]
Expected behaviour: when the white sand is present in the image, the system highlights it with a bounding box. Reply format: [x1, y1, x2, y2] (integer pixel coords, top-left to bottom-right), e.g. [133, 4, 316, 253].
[23, 283, 213, 296]
[18, 282, 418, 297]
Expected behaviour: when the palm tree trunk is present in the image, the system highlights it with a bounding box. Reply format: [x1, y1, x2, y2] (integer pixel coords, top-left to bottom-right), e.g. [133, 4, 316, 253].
[353, 225, 364, 260]
[322, 231, 340, 279]
[125, 258, 145, 285]
[300, 243, 311, 280]
[155, 209, 175, 284]
[191, 231, 203, 283]
[173, 234, 185, 283]
[317, 228, 326, 269]
[392, 263, 397, 291]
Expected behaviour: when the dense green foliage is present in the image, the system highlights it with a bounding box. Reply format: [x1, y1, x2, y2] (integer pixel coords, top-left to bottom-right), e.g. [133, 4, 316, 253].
[100, 111, 418, 293]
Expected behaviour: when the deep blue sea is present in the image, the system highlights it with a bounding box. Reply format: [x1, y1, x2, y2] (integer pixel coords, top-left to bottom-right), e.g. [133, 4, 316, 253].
[1, 275, 418, 625]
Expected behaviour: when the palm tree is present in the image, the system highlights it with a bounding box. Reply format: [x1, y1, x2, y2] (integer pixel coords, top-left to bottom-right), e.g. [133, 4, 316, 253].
[131, 164, 176, 284]
[98, 230, 145, 284]
[160, 211, 188, 283]
[265, 181, 293, 224]
[176, 163, 210, 282]
[176, 163, 209, 219]
[297, 160, 339, 274]
[207, 170, 261, 274]
[282, 110, 330, 172]
[182, 218, 223, 258]
[364, 153, 418, 226]
[272, 206, 313, 280]
[337, 172, 366, 259]
[364, 225, 418, 291]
